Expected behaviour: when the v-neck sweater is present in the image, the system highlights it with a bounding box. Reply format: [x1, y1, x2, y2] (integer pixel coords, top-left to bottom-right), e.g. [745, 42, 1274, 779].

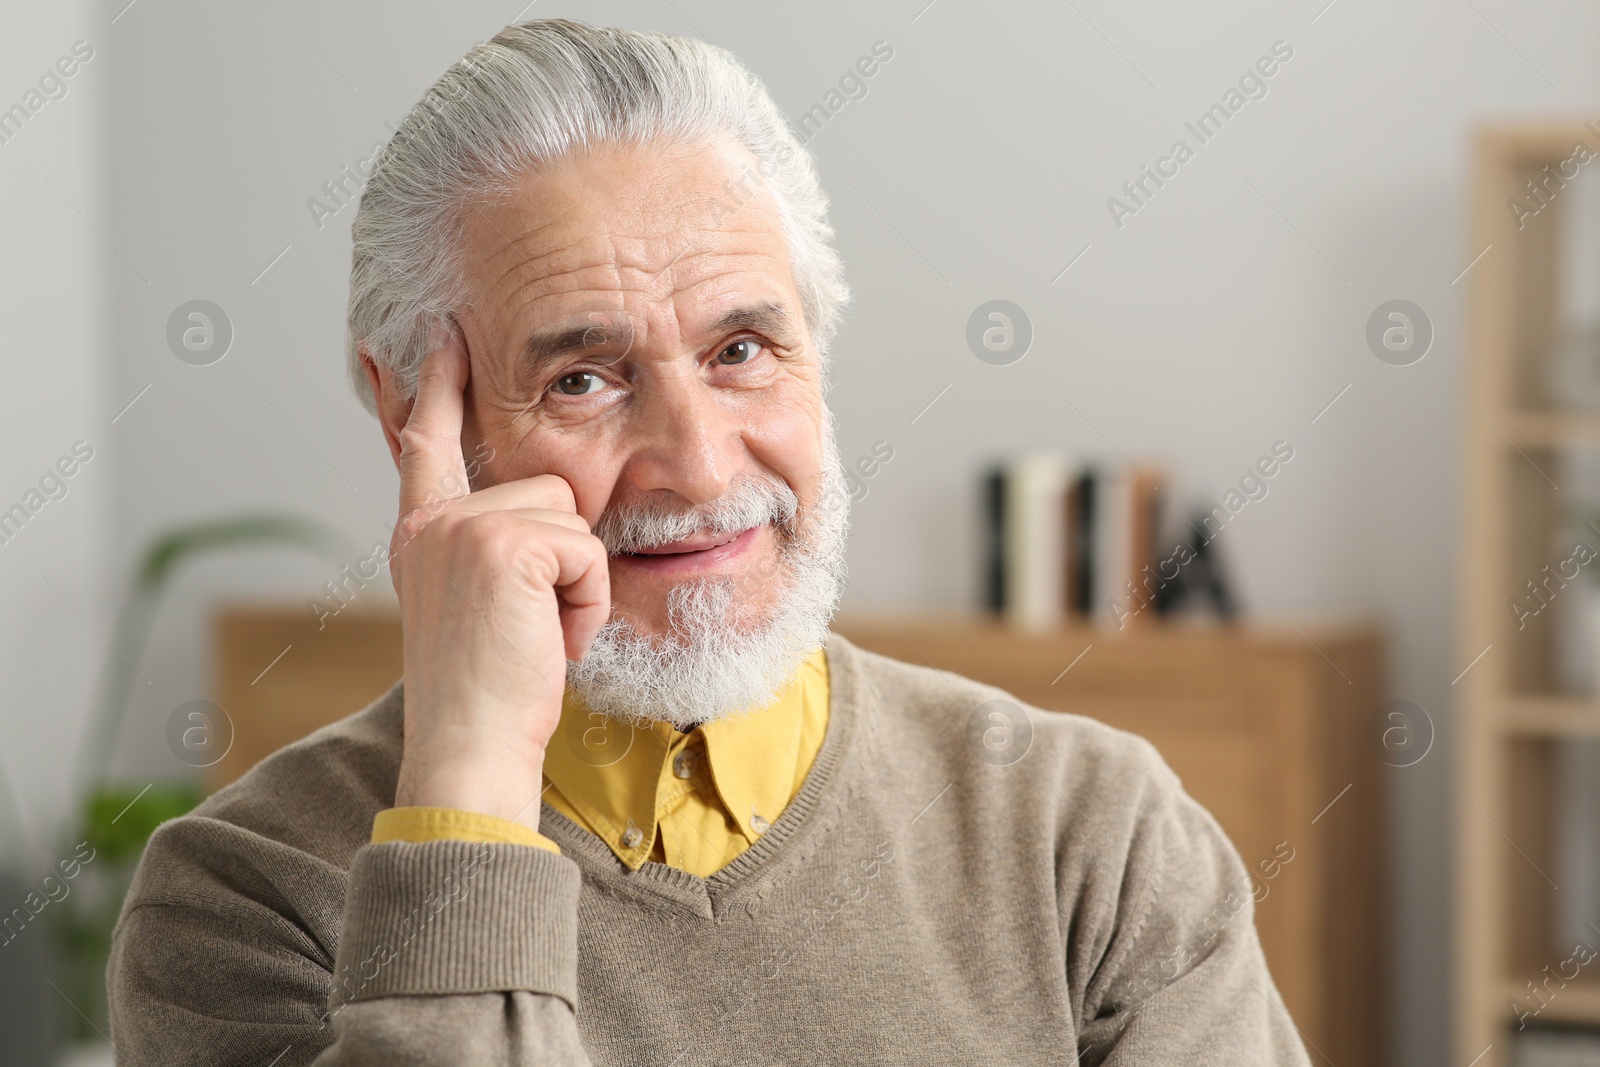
[107, 632, 1311, 1066]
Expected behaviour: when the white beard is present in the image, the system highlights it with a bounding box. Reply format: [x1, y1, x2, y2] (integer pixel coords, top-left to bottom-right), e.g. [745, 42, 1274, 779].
[564, 435, 851, 729]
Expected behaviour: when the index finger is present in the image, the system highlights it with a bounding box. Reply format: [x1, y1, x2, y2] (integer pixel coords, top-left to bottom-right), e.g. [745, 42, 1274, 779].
[396, 321, 472, 525]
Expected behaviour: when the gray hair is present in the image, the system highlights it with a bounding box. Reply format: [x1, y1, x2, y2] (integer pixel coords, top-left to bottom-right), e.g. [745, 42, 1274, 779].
[345, 18, 850, 415]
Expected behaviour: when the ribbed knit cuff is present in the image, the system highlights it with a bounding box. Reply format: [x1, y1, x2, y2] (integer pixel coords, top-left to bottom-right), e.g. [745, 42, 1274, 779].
[331, 839, 580, 1011]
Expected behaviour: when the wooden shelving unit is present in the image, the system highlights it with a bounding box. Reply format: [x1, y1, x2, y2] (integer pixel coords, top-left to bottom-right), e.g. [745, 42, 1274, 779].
[1457, 122, 1600, 1064]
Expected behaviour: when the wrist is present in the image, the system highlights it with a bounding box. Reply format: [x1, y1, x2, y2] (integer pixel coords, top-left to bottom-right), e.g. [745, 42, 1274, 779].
[395, 749, 547, 834]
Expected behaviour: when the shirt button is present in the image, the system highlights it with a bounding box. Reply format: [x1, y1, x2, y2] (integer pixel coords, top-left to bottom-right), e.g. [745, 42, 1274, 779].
[749, 813, 771, 835]
[621, 821, 643, 849]
[673, 751, 695, 779]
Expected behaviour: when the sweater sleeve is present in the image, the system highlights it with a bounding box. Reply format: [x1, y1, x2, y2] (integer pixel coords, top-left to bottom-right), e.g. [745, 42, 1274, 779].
[108, 824, 595, 1066]
[1068, 742, 1314, 1066]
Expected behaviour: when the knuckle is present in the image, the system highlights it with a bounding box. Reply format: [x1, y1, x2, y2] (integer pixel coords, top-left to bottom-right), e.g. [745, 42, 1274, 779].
[534, 474, 577, 513]
[392, 510, 427, 556]
[396, 424, 433, 461]
[456, 513, 528, 572]
[457, 512, 507, 554]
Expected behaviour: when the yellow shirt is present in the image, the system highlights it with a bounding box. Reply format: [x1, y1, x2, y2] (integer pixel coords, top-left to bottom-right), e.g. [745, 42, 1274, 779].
[371, 649, 829, 878]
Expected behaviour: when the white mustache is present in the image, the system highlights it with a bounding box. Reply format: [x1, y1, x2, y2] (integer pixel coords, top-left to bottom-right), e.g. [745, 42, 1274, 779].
[593, 471, 800, 555]
[566, 437, 851, 727]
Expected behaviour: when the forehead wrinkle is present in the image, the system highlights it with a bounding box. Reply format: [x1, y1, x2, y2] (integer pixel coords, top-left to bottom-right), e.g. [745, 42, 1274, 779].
[500, 262, 629, 322]
[503, 205, 786, 287]
[484, 230, 599, 302]
[469, 192, 571, 270]
[663, 250, 792, 314]
[473, 193, 796, 366]
[469, 136, 790, 287]
[484, 225, 640, 310]
[499, 241, 788, 330]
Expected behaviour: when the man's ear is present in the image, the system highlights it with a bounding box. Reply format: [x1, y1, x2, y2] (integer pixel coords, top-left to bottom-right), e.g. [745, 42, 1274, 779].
[359, 341, 413, 470]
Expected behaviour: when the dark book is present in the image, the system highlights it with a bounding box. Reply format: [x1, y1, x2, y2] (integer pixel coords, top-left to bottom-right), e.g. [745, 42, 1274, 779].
[983, 466, 1006, 614]
[1068, 470, 1094, 616]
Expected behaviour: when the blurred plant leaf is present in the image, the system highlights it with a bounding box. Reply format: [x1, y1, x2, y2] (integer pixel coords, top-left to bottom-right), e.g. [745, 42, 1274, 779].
[77, 783, 205, 863]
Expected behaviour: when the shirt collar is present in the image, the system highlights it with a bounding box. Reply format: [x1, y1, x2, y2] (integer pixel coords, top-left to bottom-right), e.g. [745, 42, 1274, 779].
[541, 648, 828, 869]
[700, 648, 827, 845]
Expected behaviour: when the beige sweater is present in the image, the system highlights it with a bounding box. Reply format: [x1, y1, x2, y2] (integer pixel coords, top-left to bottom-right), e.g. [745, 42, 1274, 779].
[107, 633, 1311, 1065]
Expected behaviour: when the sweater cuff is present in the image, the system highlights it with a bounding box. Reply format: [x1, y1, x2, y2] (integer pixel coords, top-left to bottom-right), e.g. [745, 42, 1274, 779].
[372, 806, 561, 856]
[331, 839, 580, 1011]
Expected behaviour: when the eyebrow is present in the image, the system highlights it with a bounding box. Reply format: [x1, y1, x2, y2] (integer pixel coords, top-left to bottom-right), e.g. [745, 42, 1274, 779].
[705, 301, 795, 343]
[520, 301, 796, 377]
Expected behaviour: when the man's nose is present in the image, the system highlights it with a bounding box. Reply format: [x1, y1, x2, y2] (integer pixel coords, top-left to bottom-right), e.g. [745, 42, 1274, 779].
[620, 372, 745, 505]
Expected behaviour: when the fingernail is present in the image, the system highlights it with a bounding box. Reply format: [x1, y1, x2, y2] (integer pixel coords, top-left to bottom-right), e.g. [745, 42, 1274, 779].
[427, 322, 451, 353]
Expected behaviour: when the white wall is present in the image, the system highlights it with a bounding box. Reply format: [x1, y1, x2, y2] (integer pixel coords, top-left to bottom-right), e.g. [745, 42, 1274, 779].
[19, 0, 1594, 1063]
[0, 0, 109, 862]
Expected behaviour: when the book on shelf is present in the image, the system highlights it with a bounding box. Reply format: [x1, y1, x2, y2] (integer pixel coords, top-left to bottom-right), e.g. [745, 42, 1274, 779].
[983, 454, 1173, 631]
[994, 454, 1072, 631]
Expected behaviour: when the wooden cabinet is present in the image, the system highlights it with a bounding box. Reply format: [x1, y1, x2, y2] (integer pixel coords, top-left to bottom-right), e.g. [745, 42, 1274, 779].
[212, 606, 407, 793]
[213, 606, 1385, 1064]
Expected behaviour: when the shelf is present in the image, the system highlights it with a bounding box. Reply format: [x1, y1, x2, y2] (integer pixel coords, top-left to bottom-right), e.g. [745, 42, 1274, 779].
[1506, 411, 1600, 448]
[1501, 696, 1600, 737]
[1502, 978, 1600, 1027]
[1480, 121, 1600, 160]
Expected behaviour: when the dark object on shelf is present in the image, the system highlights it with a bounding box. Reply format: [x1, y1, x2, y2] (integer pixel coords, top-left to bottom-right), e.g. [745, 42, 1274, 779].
[1152, 507, 1239, 619]
[1066, 470, 1094, 616]
[983, 467, 1006, 613]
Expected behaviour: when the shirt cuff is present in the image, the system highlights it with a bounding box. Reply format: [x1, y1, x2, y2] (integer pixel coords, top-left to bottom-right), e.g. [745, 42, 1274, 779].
[372, 806, 561, 856]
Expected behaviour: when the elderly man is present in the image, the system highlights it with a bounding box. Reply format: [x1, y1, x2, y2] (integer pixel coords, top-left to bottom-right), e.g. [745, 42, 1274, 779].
[108, 19, 1309, 1066]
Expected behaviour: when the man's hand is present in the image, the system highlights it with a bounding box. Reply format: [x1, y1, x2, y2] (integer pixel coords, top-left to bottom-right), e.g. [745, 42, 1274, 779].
[387, 323, 610, 835]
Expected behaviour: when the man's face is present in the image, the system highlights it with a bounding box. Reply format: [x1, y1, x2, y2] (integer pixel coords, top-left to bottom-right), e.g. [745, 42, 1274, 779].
[450, 137, 826, 640]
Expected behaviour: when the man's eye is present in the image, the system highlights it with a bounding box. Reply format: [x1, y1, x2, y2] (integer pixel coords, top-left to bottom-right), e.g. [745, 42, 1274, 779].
[717, 340, 760, 365]
[554, 371, 605, 396]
